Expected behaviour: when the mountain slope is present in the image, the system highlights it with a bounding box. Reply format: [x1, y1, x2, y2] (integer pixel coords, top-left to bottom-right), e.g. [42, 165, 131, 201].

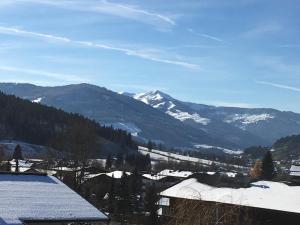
[133, 90, 300, 146]
[0, 91, 136, 157]
[0, 83, 233, 149]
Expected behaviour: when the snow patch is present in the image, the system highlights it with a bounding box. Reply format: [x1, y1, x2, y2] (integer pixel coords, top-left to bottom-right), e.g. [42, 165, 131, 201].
[194, 144, 243, 155]
[167, 110, 210, 125]
[225, 113, 274, 125]
[109, 122, 141, 136]
[31, 97, 43, 103]
[134, 91, 165, 105]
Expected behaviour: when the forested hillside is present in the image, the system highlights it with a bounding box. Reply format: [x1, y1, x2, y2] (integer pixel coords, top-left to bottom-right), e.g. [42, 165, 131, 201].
[272, 135, 300, 160]
[0, 92, 136, 158]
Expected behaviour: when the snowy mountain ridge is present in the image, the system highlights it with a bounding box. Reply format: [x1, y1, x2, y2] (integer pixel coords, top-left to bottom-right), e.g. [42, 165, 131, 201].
[1, 83, 300, 150]
[134, 90, 211, 125]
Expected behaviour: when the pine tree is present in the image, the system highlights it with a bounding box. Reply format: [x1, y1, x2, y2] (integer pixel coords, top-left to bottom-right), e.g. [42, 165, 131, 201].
[144, 184, 159, 225]
[129, 167, 142, 212]
[118, 172, 131, 224]
[108, 176, 115, 213]
[116, 153, 124, 169]
[12, 145, 23, 172]
[105, 154, 113, 170]
[147, 140, 153, 152]
[261, 151, 276, 180]
[0, 145, 5, 163]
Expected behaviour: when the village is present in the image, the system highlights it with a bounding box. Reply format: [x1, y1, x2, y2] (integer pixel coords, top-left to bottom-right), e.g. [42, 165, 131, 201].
[0, 143, 299, 225]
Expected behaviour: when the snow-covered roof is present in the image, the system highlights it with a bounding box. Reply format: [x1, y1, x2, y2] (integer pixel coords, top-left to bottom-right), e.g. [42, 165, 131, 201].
[85, 171, 132, 180]
[290, 165, 300, 177]
[106, 171, 131, 179]
[10, 160, 33, 168]
[142, 174, 167, 180]
[0, 173, 108, 225]
[158, 169, 193, 178]
[160, 178, 300, 214]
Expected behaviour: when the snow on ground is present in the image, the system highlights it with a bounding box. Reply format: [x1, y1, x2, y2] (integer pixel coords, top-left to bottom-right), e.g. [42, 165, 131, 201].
[9, 159, 33, 168]
[166, 109, 210, 125]
[153, 102, 166, 108]
[0, 174, 108, 225]
[109, 122, 141, 136]
[106, 171, 131, 179]
[138, 146, 246, 169]
[160, 178, 300, 214]
[158, 169, 193, 178]
[142, 174, 167, 180]
[134, 91, 164, 104]
[31, 97, 43, 103]
[85, 171, 132, 180]
[290, 165, 300, 177]
[0, 140, 49, 158]
[134, 91, 210, 125]
[224, 113, 274, 125]
[194, 144, 243, 155]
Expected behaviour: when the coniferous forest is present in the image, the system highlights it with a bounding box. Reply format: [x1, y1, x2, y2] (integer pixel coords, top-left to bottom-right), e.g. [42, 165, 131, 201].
[0, 92, 136, 158]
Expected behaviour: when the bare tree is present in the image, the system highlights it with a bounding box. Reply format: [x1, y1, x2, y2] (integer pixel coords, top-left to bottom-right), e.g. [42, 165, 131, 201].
[165, 198, 257, 225]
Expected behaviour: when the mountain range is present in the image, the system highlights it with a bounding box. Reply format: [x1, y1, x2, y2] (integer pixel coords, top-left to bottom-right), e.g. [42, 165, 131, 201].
[1, 83, 300, 151]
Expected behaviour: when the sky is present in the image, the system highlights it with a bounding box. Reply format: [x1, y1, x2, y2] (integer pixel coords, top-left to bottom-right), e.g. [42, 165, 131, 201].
[0, 0, 299, 112]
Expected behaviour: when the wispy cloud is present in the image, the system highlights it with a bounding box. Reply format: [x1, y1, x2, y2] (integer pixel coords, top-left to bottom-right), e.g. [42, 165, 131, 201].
[111, 83, 169, 92]
[243, 23, 282, 38]
[188, 28, 225, 43]
[2, 0, 176, 29]
[0, 65, 87, 83]
[0, 26, 199, 69]
[256, 80, 300, 93]
[277, 44, 300, 48]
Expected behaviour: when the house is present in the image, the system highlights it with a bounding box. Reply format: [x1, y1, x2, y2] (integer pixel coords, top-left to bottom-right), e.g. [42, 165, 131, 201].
[159, 178, 300, 225]
[0, 172, 109, 225]
[289, 164, 300, 184]
[142, 170, 193, 190]
[10, 159, 33, 172]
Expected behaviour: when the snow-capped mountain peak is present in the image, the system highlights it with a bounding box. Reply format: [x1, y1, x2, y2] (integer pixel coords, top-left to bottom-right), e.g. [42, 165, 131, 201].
[133, 90, 211, 125]
[134, 90, 172, 105]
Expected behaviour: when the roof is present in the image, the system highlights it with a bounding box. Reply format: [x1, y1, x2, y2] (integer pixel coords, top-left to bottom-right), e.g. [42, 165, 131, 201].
[158, 169, 193, 178]
[84, 170, 132, 181]
[106, 171, 131, 179]
[290, 165, 300, 177]
[0, 173, 108, 225]
[142, 174, 166, 180]
[160, 178, 300, 214]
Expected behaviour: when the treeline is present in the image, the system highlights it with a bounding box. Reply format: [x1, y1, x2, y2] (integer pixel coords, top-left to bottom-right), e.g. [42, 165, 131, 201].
[244, 134, 300, 161]
[0, 92, 136, 158]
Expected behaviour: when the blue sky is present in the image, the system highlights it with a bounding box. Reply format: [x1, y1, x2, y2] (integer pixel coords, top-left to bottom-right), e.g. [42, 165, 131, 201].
[0, 0, 299, 112]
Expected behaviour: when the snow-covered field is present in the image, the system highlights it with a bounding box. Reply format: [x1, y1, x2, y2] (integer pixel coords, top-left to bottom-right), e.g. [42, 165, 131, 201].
[194, 144, 243, 155]
[224, 113, 274, 125]
[138, 146, 247, 169]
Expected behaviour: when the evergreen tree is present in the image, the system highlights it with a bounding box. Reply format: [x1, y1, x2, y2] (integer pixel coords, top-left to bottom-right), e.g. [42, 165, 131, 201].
[144, 184, 159, 225]
[108, 176, 115, 213]
[116, 153, 124, 169]
[105, 154, 113, 170]
[147, 140, 153, 151]
[0, 145, 5, 163]
[118, 172, 131, 224]
[129, 167, 142, 212]
[261, 151, 276, 180]
[6, 160, 11, 172]
[12, 144, 23, 172]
